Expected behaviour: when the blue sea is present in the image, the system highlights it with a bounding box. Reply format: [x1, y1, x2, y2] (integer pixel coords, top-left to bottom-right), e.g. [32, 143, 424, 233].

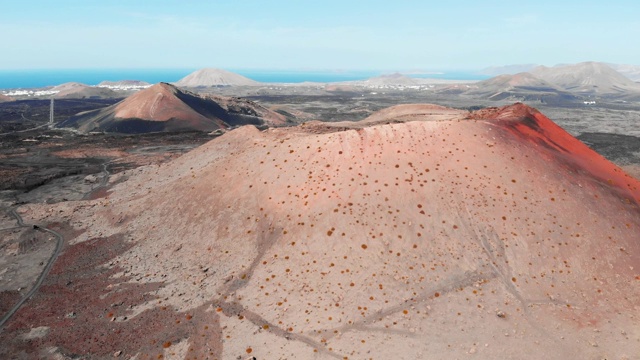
[0, 69, 488, 90]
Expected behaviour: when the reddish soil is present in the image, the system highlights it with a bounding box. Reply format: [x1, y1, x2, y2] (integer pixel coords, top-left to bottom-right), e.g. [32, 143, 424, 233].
[60, 83, 287, 133]
[472, 103, 640, 203]
[0, 291, 21, 316]
[3, 103, 639, 359]
[0, 232, 224, 359]
[114, 83, 224, 126]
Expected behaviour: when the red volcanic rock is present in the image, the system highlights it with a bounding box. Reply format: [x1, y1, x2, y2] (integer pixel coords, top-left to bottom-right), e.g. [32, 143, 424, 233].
[58, 83, 286, 133]
[112, 83, 219, 124]
[4, 103, 639, 359]
[470, 103, 640, 204]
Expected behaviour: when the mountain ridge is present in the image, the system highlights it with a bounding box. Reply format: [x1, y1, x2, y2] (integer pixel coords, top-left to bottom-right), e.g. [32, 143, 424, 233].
[530, 61, 639, 95]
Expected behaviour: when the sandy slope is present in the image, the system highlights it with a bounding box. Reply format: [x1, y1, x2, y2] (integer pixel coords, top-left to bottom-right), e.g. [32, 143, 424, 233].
[58, 83, 286, 133]
[3, 103, 639, 359]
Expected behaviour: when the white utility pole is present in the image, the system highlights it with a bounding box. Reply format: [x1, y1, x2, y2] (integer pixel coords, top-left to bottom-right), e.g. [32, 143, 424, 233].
[49, 98, 54, 126]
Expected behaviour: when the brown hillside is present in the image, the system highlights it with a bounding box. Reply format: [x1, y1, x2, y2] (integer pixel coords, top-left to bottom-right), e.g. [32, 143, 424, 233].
[58, 83, 286, 133]
[4, 103, 639, 359]
[113, 83, 216, 124]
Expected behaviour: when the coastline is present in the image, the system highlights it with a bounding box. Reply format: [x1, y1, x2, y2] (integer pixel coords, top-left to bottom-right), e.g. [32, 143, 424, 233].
[0, 69, 487, 90]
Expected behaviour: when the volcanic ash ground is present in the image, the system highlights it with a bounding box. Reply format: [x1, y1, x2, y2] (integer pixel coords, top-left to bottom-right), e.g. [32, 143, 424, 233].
[3, 103, 640, 359]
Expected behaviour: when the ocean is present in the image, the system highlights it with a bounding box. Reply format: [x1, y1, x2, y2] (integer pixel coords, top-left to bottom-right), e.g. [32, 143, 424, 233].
[0, 69, 488, 89]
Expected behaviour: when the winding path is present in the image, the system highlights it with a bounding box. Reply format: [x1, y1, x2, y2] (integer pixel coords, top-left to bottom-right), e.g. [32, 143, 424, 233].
[0, 160, 111, 331]
[0, 123, 50, 136]
[0, 208, 64, 330]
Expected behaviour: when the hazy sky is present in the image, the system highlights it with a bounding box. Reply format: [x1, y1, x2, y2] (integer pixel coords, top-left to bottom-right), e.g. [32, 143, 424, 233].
[1, 0, 638, 70]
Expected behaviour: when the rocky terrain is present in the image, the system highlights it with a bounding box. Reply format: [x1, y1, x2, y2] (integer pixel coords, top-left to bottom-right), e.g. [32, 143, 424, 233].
[57, 83, 287, 133]
[1, 103, 638, 359]
[1, 64, 639, 359]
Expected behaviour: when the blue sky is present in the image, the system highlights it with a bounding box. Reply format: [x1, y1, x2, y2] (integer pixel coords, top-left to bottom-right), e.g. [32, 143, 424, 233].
[1, 0, 638, 70]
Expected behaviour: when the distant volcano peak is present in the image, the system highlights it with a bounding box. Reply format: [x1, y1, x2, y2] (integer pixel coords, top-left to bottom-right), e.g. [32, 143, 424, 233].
[174, 68, 259, 87]
[57, 82, 284, 133]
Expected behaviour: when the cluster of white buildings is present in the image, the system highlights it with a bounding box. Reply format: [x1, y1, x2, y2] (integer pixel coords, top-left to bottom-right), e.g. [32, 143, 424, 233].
[362, 84, 435, 91]
[2, 89, 59, 97]
[96, 84, 152, 91]
[1, 83, 152, 98]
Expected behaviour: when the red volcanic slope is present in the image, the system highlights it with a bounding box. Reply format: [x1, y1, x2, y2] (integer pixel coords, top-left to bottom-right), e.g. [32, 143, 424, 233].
[471, 104, 640, 204]
[3, 103, 639, 359]
[113, 83, 220, 125]
[59, 83, 286, 133]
